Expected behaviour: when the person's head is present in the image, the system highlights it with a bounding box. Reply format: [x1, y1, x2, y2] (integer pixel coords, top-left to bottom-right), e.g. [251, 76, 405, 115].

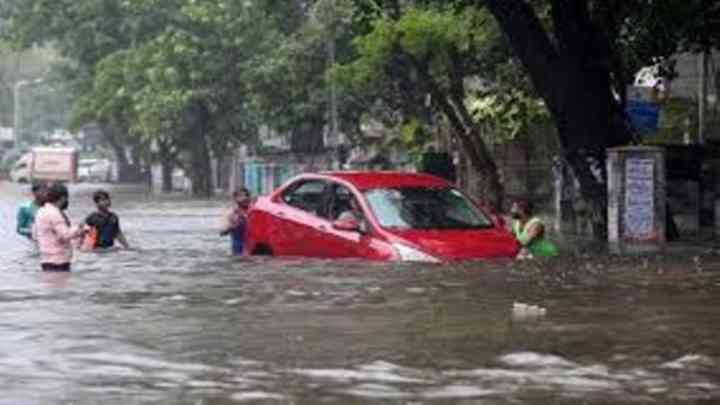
[31, 182, 47, 205]
[233, 188, 251, 208]
[510, 199, 532, 220]
[93, 189, 111, 211]
[45, 183, 70, 211]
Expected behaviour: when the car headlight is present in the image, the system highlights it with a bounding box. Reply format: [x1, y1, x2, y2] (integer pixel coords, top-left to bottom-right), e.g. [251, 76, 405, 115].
[393, 243, 441, 263]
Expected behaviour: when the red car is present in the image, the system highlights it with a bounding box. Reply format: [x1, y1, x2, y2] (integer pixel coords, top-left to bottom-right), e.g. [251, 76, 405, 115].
[246, 171, 519, 262]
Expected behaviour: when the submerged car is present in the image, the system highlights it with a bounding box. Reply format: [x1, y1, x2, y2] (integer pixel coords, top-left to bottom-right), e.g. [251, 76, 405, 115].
[246, 172, 519, 262]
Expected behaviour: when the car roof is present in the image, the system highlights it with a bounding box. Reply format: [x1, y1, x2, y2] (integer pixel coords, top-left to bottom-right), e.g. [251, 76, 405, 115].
[317, 171, 450, 191]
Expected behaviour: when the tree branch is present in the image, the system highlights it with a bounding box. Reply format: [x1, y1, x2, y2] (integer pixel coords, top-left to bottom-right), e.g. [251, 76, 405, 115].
[482, 0, 561, 109]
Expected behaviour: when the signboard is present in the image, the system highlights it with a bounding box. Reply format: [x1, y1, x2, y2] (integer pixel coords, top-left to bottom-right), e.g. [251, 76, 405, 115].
[626, 100, 660, 133]
[624, 158, 655, 239]
[31, 148, 78, 182]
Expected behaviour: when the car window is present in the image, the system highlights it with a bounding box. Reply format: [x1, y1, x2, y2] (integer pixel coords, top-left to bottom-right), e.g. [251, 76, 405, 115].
[364, 187, 493, 230]
[282, 180, 327, 216]
[14, 162, 27, 170]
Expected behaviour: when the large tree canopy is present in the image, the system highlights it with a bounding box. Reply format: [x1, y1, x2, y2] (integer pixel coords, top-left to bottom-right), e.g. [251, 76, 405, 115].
[2, 0, 717, 209]
[335, 4, 522, 205]
[479, 0, 718, 233]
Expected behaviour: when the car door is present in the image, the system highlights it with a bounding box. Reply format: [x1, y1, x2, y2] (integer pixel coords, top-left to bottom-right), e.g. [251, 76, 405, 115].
[268, 179, 330, 257]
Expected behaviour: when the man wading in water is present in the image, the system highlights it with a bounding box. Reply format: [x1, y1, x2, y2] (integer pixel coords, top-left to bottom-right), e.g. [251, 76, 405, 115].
[510, 200, 558, 259]
[33, 183, 87, 271]
[16, 182, 47, 239]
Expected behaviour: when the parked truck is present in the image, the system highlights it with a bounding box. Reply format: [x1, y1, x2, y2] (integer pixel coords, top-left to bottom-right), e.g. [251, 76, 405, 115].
[9, 147, 78, 183]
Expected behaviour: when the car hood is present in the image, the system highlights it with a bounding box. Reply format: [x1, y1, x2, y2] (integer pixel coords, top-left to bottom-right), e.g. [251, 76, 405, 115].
[385, 228, 519, 260]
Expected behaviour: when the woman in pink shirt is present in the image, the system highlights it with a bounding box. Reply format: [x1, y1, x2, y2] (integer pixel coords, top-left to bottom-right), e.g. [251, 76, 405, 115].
[33, 183, 86, 271]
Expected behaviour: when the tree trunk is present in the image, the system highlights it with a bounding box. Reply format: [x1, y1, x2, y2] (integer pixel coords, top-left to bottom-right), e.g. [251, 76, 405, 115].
[215, 155, 224, 192]
[484, 0, 634, 237]
[100, 124, 131, 182]
[434, 92, 504, 208]
[185, 103, 214, 198]
[189, 141, 213, 197]
[157, 140, 175, 193]
[413, 58, 505, 209]
[161, 161, 173, 192]
[449, 90, 505, 210]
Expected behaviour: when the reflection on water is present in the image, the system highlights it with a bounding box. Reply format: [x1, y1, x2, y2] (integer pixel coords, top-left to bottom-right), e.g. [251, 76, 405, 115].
[1, 181, 720, 404]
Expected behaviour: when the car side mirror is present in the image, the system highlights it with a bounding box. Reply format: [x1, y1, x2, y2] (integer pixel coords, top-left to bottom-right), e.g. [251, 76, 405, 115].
[332, 218, 361, 232]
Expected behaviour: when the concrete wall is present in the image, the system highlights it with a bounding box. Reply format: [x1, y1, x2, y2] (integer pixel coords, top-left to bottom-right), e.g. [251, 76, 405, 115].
[670, 51, 719, 101]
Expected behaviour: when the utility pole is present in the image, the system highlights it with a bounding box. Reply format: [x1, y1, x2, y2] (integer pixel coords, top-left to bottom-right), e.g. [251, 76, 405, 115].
[330, 26, 338, 144]
[698, 49, 709, 144]
[328, 0, 341, 168]
[13, 78, 44, 148]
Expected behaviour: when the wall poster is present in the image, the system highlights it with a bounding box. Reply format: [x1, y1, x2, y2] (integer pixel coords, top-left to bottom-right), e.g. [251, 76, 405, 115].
[624, 158, 655, 239]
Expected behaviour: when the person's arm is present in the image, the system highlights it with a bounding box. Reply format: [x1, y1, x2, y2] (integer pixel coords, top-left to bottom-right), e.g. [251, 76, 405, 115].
[520, 222, 544, 246]
[336, 211, 353, 222]
[52, 212, 84, 242]
[117, 231, 130, 249]
[115, 216, 130, 248]
[219, 209, 234, 236]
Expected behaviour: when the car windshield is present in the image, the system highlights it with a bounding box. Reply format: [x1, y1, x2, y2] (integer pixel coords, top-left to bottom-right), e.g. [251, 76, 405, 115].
[364, 187, 493, 230]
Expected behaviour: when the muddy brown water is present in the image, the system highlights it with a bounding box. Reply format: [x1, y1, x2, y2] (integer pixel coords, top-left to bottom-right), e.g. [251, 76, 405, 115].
[1, 181, 720, 404]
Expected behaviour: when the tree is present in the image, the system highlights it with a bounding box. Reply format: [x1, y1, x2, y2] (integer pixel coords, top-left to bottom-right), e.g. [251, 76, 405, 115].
[123, 0, 277, 196]
[2, 0, 164, 180]
[480, 0, 720, 235]
[3, 0, 275, 195]
[336, 5, 515, 206]
[480, 1, 631, 237]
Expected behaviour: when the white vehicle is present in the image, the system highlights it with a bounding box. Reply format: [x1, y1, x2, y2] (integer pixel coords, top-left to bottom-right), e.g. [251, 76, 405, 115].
[78, 159, 97, 182]
[9, 153, 32, 183]
[78, 158, 114, 183]
[9, 147, 78, 183]
[89, 159, 113, 182]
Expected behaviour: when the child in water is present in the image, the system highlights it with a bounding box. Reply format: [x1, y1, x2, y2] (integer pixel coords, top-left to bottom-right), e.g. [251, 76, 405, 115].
[84, 190, 130, 249]
[220, 188, 251, 256]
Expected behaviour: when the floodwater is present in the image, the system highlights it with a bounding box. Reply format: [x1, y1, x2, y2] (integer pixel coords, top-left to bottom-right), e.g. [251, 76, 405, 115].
[1, 181, 720, 404]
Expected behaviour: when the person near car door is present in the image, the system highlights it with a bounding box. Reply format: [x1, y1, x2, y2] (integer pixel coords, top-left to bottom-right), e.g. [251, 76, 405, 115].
[337, 197, 362, 222]
[220, 188, 251, 255]
[33, 183, 87, 271]
[510, 199, 558, 259]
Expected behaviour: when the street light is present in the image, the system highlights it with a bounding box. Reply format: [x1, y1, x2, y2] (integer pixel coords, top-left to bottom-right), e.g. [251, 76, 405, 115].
[13, 78, 45, 148]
